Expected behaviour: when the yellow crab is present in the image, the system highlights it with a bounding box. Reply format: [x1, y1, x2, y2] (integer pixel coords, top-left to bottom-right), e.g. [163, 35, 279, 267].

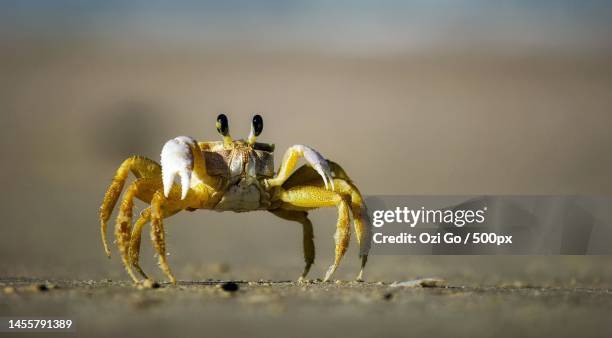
[99, 114, 371, 284]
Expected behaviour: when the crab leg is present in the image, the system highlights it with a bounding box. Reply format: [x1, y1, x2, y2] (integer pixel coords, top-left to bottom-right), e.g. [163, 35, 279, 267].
[330, 178, 371, 281]
[269, 209, 315, 282]
[129, 209, 151, 280]
[266, 145, 335, 190]
[279, 162, 372, 281]
[150, 191, 177, 284]
[129, 206, 183, 282]
[279, 186, 351, 282]
[114, 182, 139, 283]
[114, 177, 161, 282]
[99, 156, 161, 257]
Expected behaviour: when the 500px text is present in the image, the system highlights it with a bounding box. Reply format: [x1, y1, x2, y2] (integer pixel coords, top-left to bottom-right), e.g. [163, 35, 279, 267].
[373, 232, 513, 246]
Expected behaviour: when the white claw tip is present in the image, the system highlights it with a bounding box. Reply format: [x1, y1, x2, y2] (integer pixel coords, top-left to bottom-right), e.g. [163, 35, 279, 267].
[163, 183, 171, 198]
[161, 136, 195, 200]
[297, 144, 334, 191]
[179, 170, 191, 200]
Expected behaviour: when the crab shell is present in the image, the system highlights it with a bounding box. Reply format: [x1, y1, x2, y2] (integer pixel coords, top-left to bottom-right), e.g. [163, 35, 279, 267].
[200, 140, 275, 179]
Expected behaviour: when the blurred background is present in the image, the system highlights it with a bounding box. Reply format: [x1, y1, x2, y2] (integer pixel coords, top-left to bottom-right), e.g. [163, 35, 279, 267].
[1, 0, 612, 286]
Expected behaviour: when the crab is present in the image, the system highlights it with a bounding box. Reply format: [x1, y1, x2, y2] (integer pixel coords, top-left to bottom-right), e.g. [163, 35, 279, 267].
[99, 114, 371, 284]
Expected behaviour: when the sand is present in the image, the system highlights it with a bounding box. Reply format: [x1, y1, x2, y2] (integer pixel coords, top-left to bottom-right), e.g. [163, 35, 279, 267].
[2, 276, 612, 338]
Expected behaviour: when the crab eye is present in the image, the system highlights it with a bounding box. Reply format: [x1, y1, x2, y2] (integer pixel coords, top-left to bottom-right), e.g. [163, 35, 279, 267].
[252, 114, 263, 136]
[216, 114, 229, 136]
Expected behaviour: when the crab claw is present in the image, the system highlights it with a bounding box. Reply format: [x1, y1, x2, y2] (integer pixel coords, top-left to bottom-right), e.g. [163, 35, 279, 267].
[161, 136, 197, 200]
[295, 144, 335, 191]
